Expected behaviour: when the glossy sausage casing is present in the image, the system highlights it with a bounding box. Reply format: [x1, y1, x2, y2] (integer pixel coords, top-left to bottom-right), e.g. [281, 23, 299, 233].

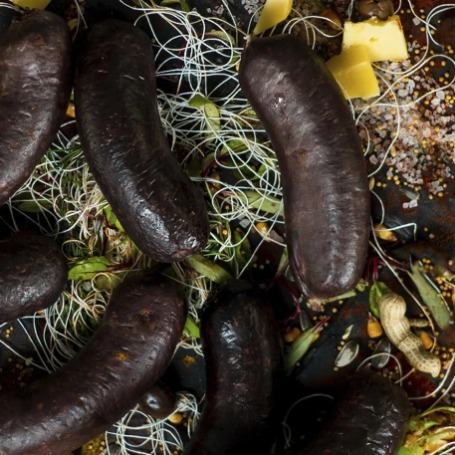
[184, 280, 282, 455]
[0, 274, 187, 455]
[239, 35, 370, 299]
[0, 232, 67, 322]
[287, 370, 409, 455]
[0, 10, 72, 205]
[74, 19, 209, 262]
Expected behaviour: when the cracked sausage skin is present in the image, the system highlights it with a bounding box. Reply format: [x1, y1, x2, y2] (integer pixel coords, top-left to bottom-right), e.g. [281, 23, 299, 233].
[74, 19, 209, 262]
[184, 280, 282, 455]
[0, 10, 72, 206]
[0, 232, 67, 322]
[0, 274, 187, 455]
[239, 35, 370, 300]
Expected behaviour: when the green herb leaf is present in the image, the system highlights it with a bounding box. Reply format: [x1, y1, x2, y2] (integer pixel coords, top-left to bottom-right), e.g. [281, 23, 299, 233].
[241, 190, 283, 215]
[189, 94, 221, 136]
[103, 205, 124, 232]
[68, 256, 111, 281]
[232, 228, 252, 271]
[284, 326, 320, 375]
[369, 281, 392, 318]
[188, 94, 210, 109]
[206, 30, 236, 46]
[409, 261, 452, 330]
[160, 0, 190, 12]
[17, 199, 53, 213]
[184, 254, 232, 284]
[184, 317, 200, 339]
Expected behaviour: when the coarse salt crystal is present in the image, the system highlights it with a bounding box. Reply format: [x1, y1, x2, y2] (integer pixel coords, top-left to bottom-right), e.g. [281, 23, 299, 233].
[436, 90, 445, 99]
[369, 155, 379, 165]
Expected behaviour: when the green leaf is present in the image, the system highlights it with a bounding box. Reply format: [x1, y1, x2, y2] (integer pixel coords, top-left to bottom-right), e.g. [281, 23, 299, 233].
[206, 30, 236, 46]
[370, 281, 392, 318]
[188, 94, 210, 109]
[94, 273, 124, 292]
[17, 199, 53, 213]
[204, 103, 221, 132]
[241, 190, 283, 215]
[233, 228, 252, 270]
[160, 0, 190, 12]
[397, 447, 415, 455]
[184, 254, 232, 284]
[284, 326, 319, 375]
[320, 288, 357, 304]
[68, 256, 111, 281]
[184, 317, 200, 339]
[189, 94, 221, 136]
[202, 139, 250, 171]
[186, 155, 203, 179]
[274, 248, 288, 279]
[409, 261, 452, 330]
[103, 205, 124, 232]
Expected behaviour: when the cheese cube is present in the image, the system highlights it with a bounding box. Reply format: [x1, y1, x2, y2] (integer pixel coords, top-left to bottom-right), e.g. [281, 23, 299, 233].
[342, 15, 409, 62]
[253, 0, 293, 35]
[10, 0, 51, 8]
[326, 45, 380, 100]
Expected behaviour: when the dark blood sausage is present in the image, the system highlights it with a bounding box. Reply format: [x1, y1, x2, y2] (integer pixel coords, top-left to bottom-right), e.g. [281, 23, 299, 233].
[74, 19, 209, 263]
[238, 35, 370, 300]
[0, 232, 67, 322]
[0, 10, 72, 206]
[139, 381, 177, 419]
[0, 273, 187, 455]
[286, 370, 410, 455]
[184, 280, 282, 455]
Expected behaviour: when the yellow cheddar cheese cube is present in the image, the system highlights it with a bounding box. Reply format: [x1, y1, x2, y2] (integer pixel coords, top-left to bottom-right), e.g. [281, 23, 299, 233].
[342, 15, 409, 62]
[253, 0, 293, 35]
[10, 0, 51, 8]
[326, 45, 380, 100]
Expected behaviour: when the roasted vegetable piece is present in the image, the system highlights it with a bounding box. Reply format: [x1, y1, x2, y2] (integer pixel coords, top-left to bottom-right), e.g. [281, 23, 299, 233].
[74, 19, 209, 262]
[286, 370, 409, 455]
[184, 280, 282, 455]
[0, 273, 187, 455]
[238, 35, 370, 300]
[0, 232, 67, 322]
[0, 10, 72, 205]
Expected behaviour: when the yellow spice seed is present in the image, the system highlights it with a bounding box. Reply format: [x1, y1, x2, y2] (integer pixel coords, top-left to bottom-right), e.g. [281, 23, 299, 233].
[168, 412, 184, 425]
[66, 102, 76, 118]
[255, 222, 269, 236]
[368, 177, 375, 191]
[418, 331, 434, 350]
[374, 223, 398, 242]
[284, 327, 302, 343]
[367, 318, 383, 339]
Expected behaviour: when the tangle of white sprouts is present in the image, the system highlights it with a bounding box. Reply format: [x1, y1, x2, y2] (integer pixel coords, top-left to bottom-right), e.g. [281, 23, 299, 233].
[105, 391, 200, 455]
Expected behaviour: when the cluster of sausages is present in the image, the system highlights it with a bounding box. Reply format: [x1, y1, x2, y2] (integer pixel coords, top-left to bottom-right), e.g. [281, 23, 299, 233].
[0, 7, 408, 455]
